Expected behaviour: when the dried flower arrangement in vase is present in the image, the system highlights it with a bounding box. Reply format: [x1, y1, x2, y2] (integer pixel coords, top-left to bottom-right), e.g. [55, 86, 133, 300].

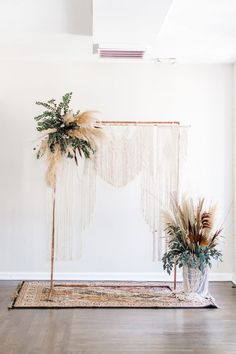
[162, 195, 223, 297]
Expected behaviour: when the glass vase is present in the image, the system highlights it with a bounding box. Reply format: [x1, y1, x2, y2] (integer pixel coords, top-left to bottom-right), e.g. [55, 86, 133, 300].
[182, 265, 209, 297]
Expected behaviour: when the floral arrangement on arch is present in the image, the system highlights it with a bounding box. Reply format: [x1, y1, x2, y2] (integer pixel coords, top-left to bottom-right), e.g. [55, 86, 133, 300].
[34, 92, 104, 187]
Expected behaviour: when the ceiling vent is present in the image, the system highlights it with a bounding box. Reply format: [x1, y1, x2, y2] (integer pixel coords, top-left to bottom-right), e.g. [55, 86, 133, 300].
[99, 49, 145, 59]
[96, 47, 145, 59]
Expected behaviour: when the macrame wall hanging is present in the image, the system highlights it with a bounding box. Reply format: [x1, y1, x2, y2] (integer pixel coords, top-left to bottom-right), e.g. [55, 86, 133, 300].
[53, 121, 188, 264]
[95, 121, 188, 262]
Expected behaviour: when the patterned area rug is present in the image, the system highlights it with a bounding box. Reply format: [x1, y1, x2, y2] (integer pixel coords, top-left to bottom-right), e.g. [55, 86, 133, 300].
[9, 281, 217, 309]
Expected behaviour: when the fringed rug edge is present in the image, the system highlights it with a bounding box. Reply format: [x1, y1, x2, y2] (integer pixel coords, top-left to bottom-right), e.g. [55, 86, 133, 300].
[8, 281, 24, 310]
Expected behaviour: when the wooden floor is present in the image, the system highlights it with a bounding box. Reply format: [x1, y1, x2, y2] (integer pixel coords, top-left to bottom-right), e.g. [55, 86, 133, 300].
[0, 281, 236, 354]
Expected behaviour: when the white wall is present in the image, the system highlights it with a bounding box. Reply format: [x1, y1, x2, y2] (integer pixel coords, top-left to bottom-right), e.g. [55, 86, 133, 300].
[233, 63, 236, 285]
[0, 60, 233, 280]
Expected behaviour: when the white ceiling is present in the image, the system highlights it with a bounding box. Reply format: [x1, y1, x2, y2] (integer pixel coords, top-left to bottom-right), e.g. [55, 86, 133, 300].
[0, 0, 236, 63]
[148, 0, 236, 62]
[93, 0, 173, 48]
[0, 0, 93, 35]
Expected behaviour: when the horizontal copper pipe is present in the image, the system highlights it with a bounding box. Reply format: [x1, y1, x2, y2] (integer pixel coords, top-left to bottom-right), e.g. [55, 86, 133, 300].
[100, 120, 180, 125]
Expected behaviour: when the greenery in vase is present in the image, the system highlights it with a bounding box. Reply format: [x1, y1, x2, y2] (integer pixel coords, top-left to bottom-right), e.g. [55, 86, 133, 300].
[162, 196, 223, 274]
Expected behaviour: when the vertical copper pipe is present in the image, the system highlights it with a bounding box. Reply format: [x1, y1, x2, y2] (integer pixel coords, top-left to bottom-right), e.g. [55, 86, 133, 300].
[173, 129, 181, 291]
[49, 185, 56, 296]
[174, 258, 177, 291]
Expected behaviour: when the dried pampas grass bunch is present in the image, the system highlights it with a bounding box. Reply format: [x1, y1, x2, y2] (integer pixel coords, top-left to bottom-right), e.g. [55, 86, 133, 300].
[34, 92, 104, 187]
[162, 195, 223, 274]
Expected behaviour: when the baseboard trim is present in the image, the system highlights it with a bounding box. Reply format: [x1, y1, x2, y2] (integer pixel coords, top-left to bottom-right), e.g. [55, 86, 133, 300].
[0, 272, 233, 282]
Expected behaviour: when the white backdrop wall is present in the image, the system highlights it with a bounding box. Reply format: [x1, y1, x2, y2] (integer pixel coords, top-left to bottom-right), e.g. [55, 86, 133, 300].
[0, 61, 233, 280]
[233, 63, 236, 285]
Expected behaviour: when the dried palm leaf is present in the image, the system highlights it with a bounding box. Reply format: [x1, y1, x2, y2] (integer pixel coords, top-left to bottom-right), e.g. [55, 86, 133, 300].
[196, 198, 204, 235]
[199, 236, 209, 246]
[78, 127, 105, 146]
[64, 111, 76, 125]
[201, 212, 212, 229]
[46, 145, 62, 187]
[161, 209, 176, 227]
[75, 111, 98, 126]
[37, 138, 48, 158]
[90, 127, 105, 140]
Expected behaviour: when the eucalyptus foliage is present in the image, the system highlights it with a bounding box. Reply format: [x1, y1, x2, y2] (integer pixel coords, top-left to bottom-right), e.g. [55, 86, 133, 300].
[162, 196, 223, 274]
[162, 226, 223, 275]
[34, 92, 94, 161]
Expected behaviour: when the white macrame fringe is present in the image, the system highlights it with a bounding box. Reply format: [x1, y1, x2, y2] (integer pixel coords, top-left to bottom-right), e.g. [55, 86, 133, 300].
[50, 125, 188, 262]
[95, 125, 144, 187]
[53, 158, 96, 261]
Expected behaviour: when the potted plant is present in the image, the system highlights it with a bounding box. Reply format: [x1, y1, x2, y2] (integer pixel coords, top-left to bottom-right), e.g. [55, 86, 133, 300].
[162, 195, 223, 297]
